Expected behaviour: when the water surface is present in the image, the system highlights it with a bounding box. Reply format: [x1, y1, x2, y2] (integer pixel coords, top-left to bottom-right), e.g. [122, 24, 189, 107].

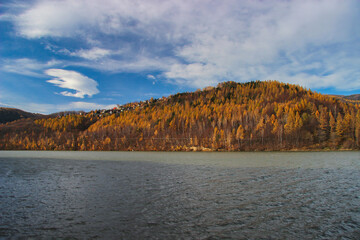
[0, 151, 359, 239]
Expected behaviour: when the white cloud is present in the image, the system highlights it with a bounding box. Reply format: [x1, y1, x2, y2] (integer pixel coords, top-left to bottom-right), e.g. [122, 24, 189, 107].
[1, 58, 61, 77]
[70, 47, 111, 60]
[11, 0, 179, 39]
[74, 56, 175, 73]
[0, 102, 14, 108]
[147, 74, 155, 80]
[4, 0, 360, 91]
[45, 45, 116, 60]
[8, 102, 116, 114]
[45, 69, 99, 98]
[162, 0, 360, 89]
[63, 102, 116, 111]
[164, 63, 222, 88]
[13, 0, 86, 38]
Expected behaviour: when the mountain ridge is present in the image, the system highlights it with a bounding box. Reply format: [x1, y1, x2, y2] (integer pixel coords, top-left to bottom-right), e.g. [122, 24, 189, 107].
[1, 80, 359, 151]
[0, 107, 43, 124]
[1, 87, 359, 124]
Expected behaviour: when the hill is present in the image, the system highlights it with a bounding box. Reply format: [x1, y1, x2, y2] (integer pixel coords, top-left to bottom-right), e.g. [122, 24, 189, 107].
[0, 108, 42, 124]
[328, 94, 360, 104]
[0, 81, 359, 151]
[344, 94, 360, 101]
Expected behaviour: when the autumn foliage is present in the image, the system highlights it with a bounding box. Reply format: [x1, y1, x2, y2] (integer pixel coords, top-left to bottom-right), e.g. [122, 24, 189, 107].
[1, 81, 359, 151]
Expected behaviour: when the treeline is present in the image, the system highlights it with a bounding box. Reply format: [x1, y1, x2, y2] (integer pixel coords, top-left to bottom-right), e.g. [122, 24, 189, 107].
[1, 81, 359, 151]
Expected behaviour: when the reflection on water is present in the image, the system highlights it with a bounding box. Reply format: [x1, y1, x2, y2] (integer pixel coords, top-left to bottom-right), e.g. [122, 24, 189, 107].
[0, 151, 359, 239]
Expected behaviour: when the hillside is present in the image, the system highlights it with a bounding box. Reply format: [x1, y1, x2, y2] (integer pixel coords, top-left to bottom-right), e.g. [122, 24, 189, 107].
[328, 94, 360, 104]
[344, 94, 360, 101]
[0, 81, 359, 151]
[0, 108, 42, 124]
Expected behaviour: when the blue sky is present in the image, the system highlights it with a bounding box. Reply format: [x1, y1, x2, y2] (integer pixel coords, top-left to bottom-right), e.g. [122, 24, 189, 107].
[0, 0, 359, 114]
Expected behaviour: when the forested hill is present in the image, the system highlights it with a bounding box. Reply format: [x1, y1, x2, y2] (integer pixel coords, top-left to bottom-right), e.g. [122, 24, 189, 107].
[1, 80, 359, 151]
[0, 108, 42, 124]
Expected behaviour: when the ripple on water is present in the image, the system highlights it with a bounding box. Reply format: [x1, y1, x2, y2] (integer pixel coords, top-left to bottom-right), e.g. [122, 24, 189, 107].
[0, 152, 359, 239]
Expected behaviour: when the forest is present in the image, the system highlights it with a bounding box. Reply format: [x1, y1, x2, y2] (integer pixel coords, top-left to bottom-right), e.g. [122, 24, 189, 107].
[0, 80, 359, 151]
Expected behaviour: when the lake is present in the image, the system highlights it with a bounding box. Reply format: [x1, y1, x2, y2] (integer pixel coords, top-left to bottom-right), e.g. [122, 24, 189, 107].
[0, 151, 359, 239]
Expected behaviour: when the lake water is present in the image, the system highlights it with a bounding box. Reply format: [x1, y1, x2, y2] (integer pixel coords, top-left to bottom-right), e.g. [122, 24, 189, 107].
[0, 151, 359, 239]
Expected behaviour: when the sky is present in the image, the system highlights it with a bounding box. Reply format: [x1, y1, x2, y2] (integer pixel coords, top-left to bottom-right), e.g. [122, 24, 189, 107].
[0, 0, 359, 114]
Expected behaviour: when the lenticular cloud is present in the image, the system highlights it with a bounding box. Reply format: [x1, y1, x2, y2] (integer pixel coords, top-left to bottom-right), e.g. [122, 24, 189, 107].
[45, 69, 99, 98]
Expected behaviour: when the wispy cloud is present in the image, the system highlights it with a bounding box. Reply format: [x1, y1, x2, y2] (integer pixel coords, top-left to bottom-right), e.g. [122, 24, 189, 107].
[161, 0, 360, 89]
[62, 102, 116, 111]
[10, 102, 116, 114]
[0, 102, 15, 108]
[70, 47, 112, 60]
[147, 75, 155, 80]
[74, 56, 175, 73]
[1, 58, 61, 77]
[3, 0, 360, 91]
[45, 69, 99, 98]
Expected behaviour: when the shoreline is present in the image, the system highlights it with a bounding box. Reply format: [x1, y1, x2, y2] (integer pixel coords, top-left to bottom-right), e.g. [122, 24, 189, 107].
[0, 148, 359, 152]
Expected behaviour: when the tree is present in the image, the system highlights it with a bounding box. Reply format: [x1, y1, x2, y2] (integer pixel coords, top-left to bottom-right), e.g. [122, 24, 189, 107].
[336, 114, 344, 142]
[236, 125, 245, 147]
[329, 112, 337, 147]
[318, 108, 329, 142]
[356, 111, 360, 147]
[1, 80, 359, 151]
[255, 118, 265, 145]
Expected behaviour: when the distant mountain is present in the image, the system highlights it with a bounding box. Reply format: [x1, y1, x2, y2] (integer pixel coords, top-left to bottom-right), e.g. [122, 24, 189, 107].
[343, 94, 360, 101]
[328, 94, 360, 104]
[0, 108, 87, 124]
[0, 108, 43, 124]
[0, 81, 359, 151]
